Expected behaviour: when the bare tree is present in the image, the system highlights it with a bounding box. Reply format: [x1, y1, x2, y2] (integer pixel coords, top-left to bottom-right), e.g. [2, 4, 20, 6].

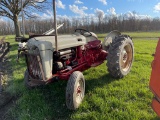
[0, 0, 48, 37]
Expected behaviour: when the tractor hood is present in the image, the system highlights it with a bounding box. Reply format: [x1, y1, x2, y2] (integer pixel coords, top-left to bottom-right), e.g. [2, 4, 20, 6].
[27, 34, 87, 51]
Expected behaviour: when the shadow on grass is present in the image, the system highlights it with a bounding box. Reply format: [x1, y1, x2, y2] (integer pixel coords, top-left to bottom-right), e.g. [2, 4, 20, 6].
[136, 52, 152, 55]
[47, 75, 115, 119]
[151, 117, 160, 120]
[10, 72, 117, 119]
[85, 73, 117, 94]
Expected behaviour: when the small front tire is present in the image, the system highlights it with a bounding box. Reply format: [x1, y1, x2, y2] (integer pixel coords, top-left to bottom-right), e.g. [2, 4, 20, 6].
[66, 71, 85, 110]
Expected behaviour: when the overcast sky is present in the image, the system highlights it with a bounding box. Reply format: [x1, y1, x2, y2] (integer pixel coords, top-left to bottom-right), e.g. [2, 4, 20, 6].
[1, 0, 160, 21]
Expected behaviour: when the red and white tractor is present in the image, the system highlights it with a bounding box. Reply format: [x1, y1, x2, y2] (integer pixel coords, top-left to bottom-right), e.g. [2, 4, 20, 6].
[16, 0, 134, 110]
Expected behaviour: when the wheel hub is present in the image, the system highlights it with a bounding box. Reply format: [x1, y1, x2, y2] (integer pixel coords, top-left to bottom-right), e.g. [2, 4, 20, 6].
[76, 81, 83, 104]
[77, 86, 81, 94]
[122, 49, 128, 63]
[121, 44, 133, 72]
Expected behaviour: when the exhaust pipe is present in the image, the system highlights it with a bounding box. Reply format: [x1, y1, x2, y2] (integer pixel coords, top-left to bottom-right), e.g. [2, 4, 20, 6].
[53, 0, 58, 51]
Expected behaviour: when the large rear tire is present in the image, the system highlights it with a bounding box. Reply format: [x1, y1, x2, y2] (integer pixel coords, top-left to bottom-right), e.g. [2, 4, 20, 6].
[107, 35, 134, 78]
[66, 71, 85, 110]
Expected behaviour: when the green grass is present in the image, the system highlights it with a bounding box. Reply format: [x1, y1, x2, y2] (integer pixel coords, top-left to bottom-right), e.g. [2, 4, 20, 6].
[3, 32, 159, 120]
[99, 31, 160, 39]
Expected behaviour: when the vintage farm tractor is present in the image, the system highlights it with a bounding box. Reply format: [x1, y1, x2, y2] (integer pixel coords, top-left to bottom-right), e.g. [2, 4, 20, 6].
[150, 39, 160, 116]
[15, 0, 134, 110]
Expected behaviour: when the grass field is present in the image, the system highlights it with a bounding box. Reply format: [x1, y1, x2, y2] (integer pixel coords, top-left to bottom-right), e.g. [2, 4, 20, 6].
[3, 32, 160, 120]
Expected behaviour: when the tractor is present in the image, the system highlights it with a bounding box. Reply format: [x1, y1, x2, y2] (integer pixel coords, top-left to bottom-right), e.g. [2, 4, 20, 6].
[15, 0, 134, 110]
[16, 29, 134, 110]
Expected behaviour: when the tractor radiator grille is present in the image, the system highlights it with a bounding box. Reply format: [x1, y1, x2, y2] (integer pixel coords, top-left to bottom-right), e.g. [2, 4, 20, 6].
[26, 48, 45, 81]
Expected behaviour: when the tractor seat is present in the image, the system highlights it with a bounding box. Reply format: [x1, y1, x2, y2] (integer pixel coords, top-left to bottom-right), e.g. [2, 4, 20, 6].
[85, 40, 101, 49]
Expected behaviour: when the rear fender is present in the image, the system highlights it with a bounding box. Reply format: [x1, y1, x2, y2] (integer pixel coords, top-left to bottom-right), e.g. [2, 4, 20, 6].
[102, 30, 121, 51]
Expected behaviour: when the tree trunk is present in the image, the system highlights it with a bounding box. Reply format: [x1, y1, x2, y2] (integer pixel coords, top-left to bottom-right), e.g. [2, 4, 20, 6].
[13, 15, 21, 37]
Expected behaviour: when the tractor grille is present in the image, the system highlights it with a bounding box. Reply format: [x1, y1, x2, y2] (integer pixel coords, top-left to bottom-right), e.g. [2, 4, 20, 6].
[26, 47, 45, 81]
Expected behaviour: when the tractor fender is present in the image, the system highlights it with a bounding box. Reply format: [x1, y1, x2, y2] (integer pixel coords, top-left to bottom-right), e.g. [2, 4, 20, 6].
[102, 30, 121, 51]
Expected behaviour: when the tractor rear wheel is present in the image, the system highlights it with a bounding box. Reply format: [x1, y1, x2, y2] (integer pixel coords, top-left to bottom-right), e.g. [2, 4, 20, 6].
[66, 71, 85, 110]
[107, 35, 134, 78]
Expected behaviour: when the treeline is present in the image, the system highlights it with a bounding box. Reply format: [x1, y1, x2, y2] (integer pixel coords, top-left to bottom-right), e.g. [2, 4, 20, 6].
[1, 15, 160, 35]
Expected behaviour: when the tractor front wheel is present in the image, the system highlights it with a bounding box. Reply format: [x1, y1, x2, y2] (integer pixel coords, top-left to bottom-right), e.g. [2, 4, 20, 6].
[107, 35, 134, 78]
[66, 71, 85, 110]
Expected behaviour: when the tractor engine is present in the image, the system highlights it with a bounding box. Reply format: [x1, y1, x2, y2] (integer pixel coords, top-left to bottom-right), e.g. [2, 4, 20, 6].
[52, 40, 107, 74]
[52, 47, 76, 73]
[84, 40, 107, 67]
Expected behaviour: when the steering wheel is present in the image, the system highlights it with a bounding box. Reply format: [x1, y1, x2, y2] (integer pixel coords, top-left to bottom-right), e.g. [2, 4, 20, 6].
[75, 28, 92, 37]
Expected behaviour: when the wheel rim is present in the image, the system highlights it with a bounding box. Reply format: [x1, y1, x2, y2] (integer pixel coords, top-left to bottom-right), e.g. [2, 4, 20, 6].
[75, 79, 84, 104]
[121, 43, 133, 72]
